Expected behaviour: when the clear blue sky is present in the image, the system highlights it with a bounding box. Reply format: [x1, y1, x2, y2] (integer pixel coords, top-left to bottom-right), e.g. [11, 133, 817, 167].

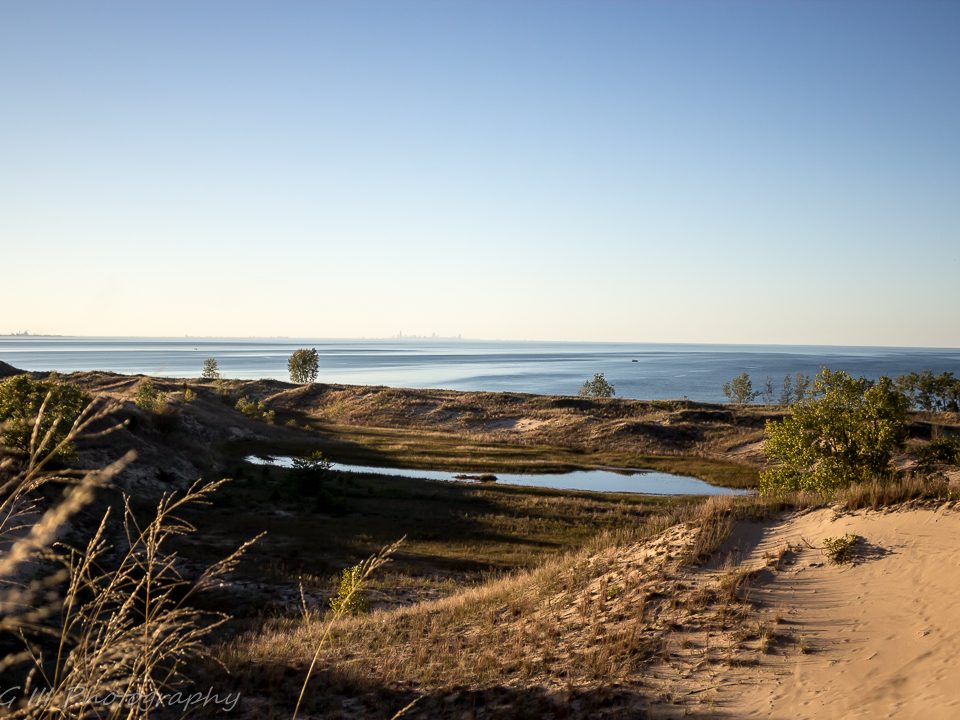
[2, 1, 958, 346]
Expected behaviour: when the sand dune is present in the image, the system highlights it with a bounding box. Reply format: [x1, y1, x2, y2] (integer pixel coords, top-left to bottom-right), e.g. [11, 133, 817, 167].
[715, 505, 960, 719]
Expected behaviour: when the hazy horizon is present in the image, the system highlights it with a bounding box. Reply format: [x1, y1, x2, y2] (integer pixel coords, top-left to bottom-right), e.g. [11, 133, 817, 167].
[3, 1, 958, 346]
[3, 333, 960, 352]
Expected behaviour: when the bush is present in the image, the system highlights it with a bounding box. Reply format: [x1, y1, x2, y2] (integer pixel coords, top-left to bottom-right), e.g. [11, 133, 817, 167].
[822, 534, 860, 564]
[329, 563, 368, 615]
[135, 378, 163, 413]
[235, 395, 264, 417]
[760, 368, 909, 494]
[578, 373, 615, 398]
[288, 348, 320, 384]
[915, 436, 960, 474]
[0, 375, 88, 457]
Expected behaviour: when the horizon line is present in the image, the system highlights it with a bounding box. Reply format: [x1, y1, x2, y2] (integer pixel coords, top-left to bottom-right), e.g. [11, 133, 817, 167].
[2, 334, 959, 352]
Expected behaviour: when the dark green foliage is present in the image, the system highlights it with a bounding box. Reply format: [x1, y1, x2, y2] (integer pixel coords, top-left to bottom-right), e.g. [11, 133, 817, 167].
[0, 375, 88, 456]
[915, 436, 960, 474]
[288, 348, 320, 384]
[578, 373, 615, 398]
[760, 369, 909, 494]
[722, 372, 757, 405]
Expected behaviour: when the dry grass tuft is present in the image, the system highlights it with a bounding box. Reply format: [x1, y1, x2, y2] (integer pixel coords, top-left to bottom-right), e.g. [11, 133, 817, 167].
[1, 391, 256, 718]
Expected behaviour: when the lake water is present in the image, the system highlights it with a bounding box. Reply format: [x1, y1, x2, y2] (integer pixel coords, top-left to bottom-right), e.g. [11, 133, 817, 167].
[244, 455, 751, 496]
[2, 337, 959, 403]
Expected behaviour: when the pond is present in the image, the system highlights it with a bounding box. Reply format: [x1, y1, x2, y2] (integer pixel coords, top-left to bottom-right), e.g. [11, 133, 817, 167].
[244, 455, 752, 496]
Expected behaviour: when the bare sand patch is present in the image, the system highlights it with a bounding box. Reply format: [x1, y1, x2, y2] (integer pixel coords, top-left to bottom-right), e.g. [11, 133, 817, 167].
[713, 505, 960, 719]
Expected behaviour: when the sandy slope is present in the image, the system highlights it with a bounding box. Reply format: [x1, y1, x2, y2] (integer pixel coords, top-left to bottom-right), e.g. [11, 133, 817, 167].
[715, 504, 960, 719]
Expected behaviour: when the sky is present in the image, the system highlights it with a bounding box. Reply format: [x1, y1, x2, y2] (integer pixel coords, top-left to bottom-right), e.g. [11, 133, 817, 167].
[1, 1, 958, 346]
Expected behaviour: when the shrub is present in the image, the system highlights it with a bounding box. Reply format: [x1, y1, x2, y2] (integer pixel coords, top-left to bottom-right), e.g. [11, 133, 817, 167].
[183, 387, 196, 402]
[235, 395, 263, 418]
[760, 368, 908, 494]
[915, 436, 960, 474]
[135, 377, 163, 413]
[329, 563, 368, 615]
[0, 374, 88, 456]
[821, 534, 860, 564]
[578, 373, 615, 398]
[291, 450, 332, 495]
[288, 348, 320, 384]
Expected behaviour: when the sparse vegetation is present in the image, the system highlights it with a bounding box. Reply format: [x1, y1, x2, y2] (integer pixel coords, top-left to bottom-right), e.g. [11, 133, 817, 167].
[820, 533, 860, 564]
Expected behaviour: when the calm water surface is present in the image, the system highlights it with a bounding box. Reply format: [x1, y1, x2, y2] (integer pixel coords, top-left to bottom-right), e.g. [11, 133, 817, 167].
[244, 455, 752, 496]
[2, 337, 958, 403]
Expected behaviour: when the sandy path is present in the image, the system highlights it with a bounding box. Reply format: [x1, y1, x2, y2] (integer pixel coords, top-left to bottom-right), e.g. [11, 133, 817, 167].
[716, 504, 960, 719]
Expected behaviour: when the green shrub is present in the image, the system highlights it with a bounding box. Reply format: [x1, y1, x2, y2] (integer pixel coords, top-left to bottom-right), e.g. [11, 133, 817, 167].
[235, 395, 263, 417]
[822, 534, 860, 564]
[135, 378, 163, 413]
[915, 436, 960, 474]
[329, 564, 368, 615]
[0, 375, 88, 456]
[760, 368, 908, 494]
[183, 387, 196, 403]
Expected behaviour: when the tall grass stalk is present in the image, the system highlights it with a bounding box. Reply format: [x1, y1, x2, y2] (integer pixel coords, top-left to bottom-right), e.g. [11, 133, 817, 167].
[1, 391, 257, 718]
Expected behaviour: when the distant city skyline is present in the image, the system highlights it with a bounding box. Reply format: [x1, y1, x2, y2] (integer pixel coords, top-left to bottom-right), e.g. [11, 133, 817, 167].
[2, 1, 958, 346]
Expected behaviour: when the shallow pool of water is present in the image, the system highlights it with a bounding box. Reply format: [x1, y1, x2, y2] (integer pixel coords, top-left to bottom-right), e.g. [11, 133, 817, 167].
[244, 455, 751, 496]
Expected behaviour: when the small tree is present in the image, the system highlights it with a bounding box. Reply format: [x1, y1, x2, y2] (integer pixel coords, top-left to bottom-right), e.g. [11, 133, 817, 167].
[201, 357, 221, 380]
[288, 348, 319, 384]
[578, 373, 615, 398]
[779, 374, 793, 406]
[760, 376, 775, 405]
[135, 378, 162, 413]
[793, 371, 812, 404]
[722, 372, 757, 405]
[759, 368, 909, 494]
